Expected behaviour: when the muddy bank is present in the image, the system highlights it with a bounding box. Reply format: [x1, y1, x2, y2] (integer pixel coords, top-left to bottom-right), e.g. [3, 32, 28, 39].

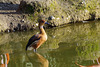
[0, 2, 34, 32]
[0, 0, 100, 32]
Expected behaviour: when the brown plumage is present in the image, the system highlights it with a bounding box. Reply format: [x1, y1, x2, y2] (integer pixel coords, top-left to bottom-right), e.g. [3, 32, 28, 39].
[26, 20, 48, 52]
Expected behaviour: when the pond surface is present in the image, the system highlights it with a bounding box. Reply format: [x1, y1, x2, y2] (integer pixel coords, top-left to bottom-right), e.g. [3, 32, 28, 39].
[0, 20, 100, 67]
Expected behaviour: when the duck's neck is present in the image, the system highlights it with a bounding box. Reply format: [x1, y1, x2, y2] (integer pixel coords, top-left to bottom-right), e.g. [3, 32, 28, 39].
[39, 25, 46, 35]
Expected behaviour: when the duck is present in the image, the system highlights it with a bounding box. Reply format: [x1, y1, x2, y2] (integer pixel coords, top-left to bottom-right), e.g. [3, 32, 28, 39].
[0, 53, 10, 67]
[26, 20, 49, 52]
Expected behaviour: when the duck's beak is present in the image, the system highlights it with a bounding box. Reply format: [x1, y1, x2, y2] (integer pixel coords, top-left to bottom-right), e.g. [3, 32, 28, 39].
[45, 22, 50, 25]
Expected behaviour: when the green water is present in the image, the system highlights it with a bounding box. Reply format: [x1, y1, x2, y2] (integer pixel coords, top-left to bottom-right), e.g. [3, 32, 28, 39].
[0, 20, 100, 67]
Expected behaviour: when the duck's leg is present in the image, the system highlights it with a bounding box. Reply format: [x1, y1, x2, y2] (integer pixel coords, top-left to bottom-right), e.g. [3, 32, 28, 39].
[1, 55, 4, 64]
[34, 49, 37, 52]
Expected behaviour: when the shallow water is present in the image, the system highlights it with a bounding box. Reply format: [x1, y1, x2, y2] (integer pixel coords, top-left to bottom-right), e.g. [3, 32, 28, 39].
[0, 20, 100, 67]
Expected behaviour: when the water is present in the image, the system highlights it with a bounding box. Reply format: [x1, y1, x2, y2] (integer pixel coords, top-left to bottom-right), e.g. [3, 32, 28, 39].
[0, 20, 100, 67]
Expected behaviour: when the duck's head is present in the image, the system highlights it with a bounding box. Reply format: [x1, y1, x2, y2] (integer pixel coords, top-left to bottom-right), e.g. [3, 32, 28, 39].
[39, 20, 49, 26]
[39, 20, 45, 26]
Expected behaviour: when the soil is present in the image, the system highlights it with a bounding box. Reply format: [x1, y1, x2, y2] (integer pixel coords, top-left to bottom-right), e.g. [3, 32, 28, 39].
[0, 2, 33, 32]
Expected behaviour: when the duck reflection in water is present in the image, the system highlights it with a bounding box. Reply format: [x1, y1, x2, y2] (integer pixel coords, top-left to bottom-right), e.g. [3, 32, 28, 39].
[76, 57, 100, 67]
[36, 53, 49, 67]
[27, 52, 49, 67]
[0, 53, 10, 67]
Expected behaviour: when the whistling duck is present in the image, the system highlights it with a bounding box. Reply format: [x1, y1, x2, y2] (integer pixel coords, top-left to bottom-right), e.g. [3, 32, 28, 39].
[0, 53, 10, 67]
[26, 20, 49, 52]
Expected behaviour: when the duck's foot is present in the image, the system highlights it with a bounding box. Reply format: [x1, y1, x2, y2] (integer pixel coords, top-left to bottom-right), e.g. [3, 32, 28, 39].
[34, 49, 37, 53]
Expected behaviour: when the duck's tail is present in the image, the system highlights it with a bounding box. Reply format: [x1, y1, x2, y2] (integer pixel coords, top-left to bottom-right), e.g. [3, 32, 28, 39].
[26, 41, 31, 51]
[26, 46, 27, 51]
[26, 45, 29, 51]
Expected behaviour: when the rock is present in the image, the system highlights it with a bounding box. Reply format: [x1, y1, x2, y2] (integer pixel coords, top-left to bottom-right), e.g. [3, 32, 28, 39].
[17, 23, 21, 31]
[82, 21, 89, 23]
[57, 17, 60, 20]
[20, 19, 25, 23]
[16, 0, 27, 12]
[36, 23, 39, 26]
[48, 16, 55, 20]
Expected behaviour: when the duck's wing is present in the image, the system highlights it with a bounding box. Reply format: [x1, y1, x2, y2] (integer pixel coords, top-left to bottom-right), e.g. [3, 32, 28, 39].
[26, 34, 41, 50]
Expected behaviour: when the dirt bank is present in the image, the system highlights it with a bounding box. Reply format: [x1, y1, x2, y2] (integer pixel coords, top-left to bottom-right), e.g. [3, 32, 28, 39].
[0, 0, 100, 32]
